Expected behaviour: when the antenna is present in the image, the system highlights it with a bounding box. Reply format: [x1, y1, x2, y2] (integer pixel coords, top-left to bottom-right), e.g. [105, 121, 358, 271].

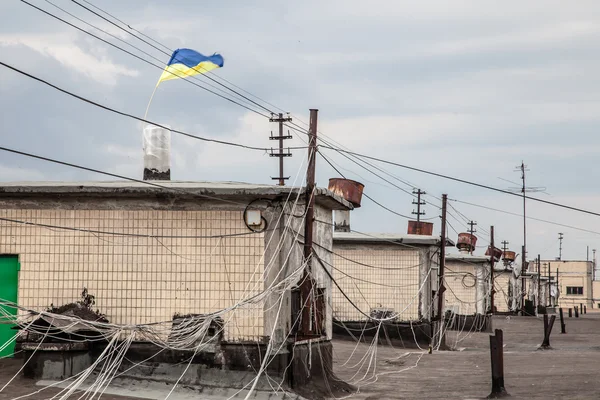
[503, 162, 546, 287]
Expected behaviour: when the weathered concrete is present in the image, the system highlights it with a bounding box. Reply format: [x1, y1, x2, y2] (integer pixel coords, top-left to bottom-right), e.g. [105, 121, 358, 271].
[22, 350, 92, 380]
[333, 314, 600, 399]
[332, 319, 431, 348]
[0, 181, 352, 211]
[444, 312, 491, 332]
[3, 314, 600, 398]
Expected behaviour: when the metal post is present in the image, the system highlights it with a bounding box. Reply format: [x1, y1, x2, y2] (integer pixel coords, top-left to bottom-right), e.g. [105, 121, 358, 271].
[521, 162, 527, 287]
[521, 245, 526, 315]
[490, 226, 495, 314]
[300, 109, 318, 336]
[541, 315, 556, 348]
[584, 305, 587, 314]
[488, 329, 507, 397]
[559, 308, 566, 334]
[568, 308, 572, 318]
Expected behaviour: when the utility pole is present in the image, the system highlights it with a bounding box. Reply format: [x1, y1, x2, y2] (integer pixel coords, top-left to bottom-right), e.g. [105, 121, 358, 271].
[509, 162, 544, 313]
[412, 189, 426, 223]
[537, 254, 542, 314]
[547, 262, 551, 307]
[594, 249, 597, 280]
[468, 221, 477, 255]
[543, 263, 548, 306]
[490, 226, 495, 314]
[501, 240, 509, 255]
[269, 113, 293, 186]
[558, 233, 564, 260]
[300, 109, 318, 336]
[555, 267, 559, 308]
[521, 244, 526, 315]
[436, 194, 448, 347]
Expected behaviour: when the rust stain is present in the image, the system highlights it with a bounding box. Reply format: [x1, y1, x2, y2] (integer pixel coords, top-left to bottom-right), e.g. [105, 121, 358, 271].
[328, 178, 364, 208]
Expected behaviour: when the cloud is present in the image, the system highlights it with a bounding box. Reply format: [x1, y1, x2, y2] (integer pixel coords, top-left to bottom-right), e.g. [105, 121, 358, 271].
[0, 33, 139, 85]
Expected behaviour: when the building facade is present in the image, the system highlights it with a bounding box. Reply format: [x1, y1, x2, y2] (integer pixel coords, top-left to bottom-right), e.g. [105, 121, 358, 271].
[331, 232, 445, 323]
[540, 260, 595, 309]
[445, 254, 489, 315]
[0, 181, 351, 387]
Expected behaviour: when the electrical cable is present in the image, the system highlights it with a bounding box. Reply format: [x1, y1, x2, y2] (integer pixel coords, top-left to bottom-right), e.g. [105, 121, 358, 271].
[0, 61, 310, 152]
[18, 0, 273, 119]
[40, 0, 267, 115]
[319, 145, 600, 218]
[71, 0, 279, 115]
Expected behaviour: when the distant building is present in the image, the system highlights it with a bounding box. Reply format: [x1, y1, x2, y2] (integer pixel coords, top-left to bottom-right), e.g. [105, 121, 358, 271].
[540, 260, 594, 309]
[445, 253, 489, 315]
[330, 208, 453, 346]
[445, 236, 519, 316]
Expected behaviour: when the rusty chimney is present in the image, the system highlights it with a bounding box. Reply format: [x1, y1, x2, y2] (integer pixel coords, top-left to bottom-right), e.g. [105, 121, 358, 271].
[328, 178, 364, 232]
[485, 246, 503, 262]
[456, 232, 477, 254]
[143, 124, 171, 180]
[407, 221, 434, 236]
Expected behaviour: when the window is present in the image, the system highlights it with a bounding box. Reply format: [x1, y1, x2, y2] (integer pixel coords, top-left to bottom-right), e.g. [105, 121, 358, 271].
[566, 286, 583, 295]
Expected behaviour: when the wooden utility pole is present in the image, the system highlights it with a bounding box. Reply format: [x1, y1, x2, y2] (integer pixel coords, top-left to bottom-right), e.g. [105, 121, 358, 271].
[436, 194, 448, 348]
[269, 113, 293, 185]
[555, 266, 558, 308]
[300, 109, 318, 336]
[537, 254, 541, 313]
[467, 221, 477, 255]
[558, 233, 564, 260]
[412, 189, 426, 222]
[489, 226, 495, 314]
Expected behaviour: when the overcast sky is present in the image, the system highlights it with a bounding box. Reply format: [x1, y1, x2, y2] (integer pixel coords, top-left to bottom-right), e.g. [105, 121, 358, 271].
[1, 0, 600, 263]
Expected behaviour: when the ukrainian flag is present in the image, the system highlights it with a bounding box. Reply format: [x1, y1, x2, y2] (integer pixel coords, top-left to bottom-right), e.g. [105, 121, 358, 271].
[157, 48, 224, 85]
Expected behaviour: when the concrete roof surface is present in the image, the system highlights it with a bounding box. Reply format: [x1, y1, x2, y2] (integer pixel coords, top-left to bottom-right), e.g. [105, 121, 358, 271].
[333, 231, 455, 246]
[446, 253, 491, 263]
[0, 180, 352, 210]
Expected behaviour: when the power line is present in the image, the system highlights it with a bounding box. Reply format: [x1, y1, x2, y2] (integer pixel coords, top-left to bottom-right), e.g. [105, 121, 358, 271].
[318, 149, 413, 219]
[69, 0, 276, 115]
[19, 0, 271, 119]
[0, 216, 269, 239]
[0, 61, 308, 153]
[319, 145, 600, 218]
[78, 0, 287, 114]
[451, 199, 600, 236]
[0, 145, 251, 206]
[41, 0, 263, 114]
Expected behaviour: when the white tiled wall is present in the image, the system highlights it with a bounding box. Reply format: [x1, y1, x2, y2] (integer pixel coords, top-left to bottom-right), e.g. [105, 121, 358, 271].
[0, 209, 265, 341]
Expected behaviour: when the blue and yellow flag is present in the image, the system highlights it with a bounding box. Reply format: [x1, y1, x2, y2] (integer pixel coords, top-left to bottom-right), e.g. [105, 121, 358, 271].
[157, 48, 224, 86]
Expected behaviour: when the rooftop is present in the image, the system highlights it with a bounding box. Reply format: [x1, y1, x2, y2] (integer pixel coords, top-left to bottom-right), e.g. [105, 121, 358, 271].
[333, 231, 455, 246]
[446, 253, 490, 263]
[0, 180, 352, 210]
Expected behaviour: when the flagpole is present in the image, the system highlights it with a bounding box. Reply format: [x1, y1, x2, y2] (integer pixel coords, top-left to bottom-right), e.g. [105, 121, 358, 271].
[143, 85, 159, 121]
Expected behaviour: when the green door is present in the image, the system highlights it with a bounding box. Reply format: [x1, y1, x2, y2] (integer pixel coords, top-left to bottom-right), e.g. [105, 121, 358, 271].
[0, 255, 19, 358]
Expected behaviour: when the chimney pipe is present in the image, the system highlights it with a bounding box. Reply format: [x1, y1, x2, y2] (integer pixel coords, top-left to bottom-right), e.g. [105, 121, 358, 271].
[143, 124, 171, 180]
[334, 210, 350, 232]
